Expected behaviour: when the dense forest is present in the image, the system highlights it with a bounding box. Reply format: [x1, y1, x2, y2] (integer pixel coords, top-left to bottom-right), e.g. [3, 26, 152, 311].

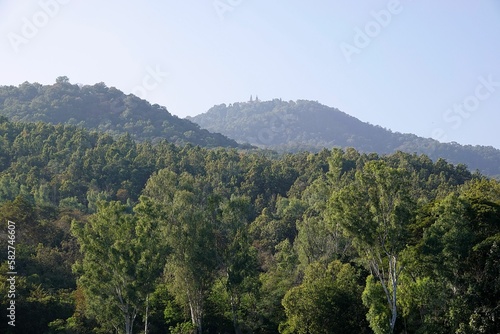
[189, 99, 500, 177]
[0, 116, 498, 334]
[3, 79, 500, 177]
[0, 77, 246, 148]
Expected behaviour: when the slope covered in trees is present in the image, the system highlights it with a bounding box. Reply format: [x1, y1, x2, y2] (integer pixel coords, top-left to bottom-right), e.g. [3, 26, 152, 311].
[0, 77, 245, 148]
[0, 117, 498, 333]
[189, 99, 500, 176]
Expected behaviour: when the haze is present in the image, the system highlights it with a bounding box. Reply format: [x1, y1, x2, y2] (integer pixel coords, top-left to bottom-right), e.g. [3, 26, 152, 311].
[1, 0, 499, 148]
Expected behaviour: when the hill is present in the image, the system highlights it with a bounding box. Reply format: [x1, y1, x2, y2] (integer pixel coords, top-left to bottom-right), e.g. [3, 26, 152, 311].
[0, 77, 245, 148]
[1, 114, 499, 333]
[189, 99, 500, 176]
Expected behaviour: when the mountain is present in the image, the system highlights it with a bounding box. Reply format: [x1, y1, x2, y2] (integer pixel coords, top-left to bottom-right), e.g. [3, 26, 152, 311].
[0, 77, 245, 148]
[189, 99, 500, 176]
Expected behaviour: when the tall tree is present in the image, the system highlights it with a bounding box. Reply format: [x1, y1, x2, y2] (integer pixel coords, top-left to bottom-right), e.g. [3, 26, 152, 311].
[280, 260, 368, 334]
[71, 200, 165, 334]
[329, 160, 415, 333]
[143, 169, 218, 333]
[217, 196, 260, 333]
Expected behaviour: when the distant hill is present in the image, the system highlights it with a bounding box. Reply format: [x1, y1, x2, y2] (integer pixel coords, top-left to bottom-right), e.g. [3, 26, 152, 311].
[0, 77, 244, 148]
[189, 99, 500, 176]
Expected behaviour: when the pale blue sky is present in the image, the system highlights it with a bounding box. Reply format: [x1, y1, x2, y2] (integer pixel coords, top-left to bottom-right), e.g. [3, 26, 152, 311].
[1, 1, 499, 148]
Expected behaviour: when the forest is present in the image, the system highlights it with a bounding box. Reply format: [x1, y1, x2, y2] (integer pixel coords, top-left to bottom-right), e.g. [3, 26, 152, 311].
[2, 78, 499, 177]
[190, 99, 500, 177]
[0, 78, 245, 148]
[0, 116, 499, 334]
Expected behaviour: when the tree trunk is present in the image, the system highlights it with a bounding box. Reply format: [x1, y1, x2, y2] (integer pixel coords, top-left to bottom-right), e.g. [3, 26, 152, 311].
[371, 253, 399, 334]
[389, 255, 398, 334]
[188, 291, 203, 334]
[125, 315, 132, 334]
[124, 310, 137, 334]
[230, 293, 242, 334]
[144, 294, 149, 334]
[189, 299, 196, 329]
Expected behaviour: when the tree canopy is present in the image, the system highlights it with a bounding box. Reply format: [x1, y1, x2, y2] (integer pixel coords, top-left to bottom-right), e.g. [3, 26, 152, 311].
[190, 99, 500, 177]
[0, 79, 247, 148]
[0, 115, 498, 333]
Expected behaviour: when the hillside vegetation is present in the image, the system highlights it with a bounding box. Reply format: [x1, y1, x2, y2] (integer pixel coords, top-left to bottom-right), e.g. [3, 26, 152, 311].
[0, 117, 498, 333]
[0, 77, 244, 148]
[189, 99, 500, 176]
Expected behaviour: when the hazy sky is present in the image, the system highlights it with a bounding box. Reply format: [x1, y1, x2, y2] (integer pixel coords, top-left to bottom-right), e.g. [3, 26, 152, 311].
[1, 1, 499, 148]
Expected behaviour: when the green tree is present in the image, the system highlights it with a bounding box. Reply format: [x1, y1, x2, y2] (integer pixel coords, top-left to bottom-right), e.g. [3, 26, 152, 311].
[401, 182, 500, 333]
[295, 175, 352, 267]
[216, 196, 260, 333]
[280, 260, 368, 334]
[362, 275, 391, 334]
[71, 200, 165, 334]
[330, 161, 415, 333]
[258, 239, 298, 332]
[143, 169, 218, 333]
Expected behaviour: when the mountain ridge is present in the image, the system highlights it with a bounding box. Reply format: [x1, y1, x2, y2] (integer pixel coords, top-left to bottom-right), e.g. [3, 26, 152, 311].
[2, 78, 499, 176]
[0, 77, 246, 149]
[188, 98, 500, 176]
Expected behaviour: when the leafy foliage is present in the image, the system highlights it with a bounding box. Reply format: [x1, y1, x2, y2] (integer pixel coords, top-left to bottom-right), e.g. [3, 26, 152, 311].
[190, 99, 500, 176]
[0, 113, 498, 333]
[0, 78, 246, 148]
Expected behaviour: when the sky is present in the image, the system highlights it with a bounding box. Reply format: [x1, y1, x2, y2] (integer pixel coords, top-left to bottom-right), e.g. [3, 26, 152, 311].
[1, 0, 499, 148]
